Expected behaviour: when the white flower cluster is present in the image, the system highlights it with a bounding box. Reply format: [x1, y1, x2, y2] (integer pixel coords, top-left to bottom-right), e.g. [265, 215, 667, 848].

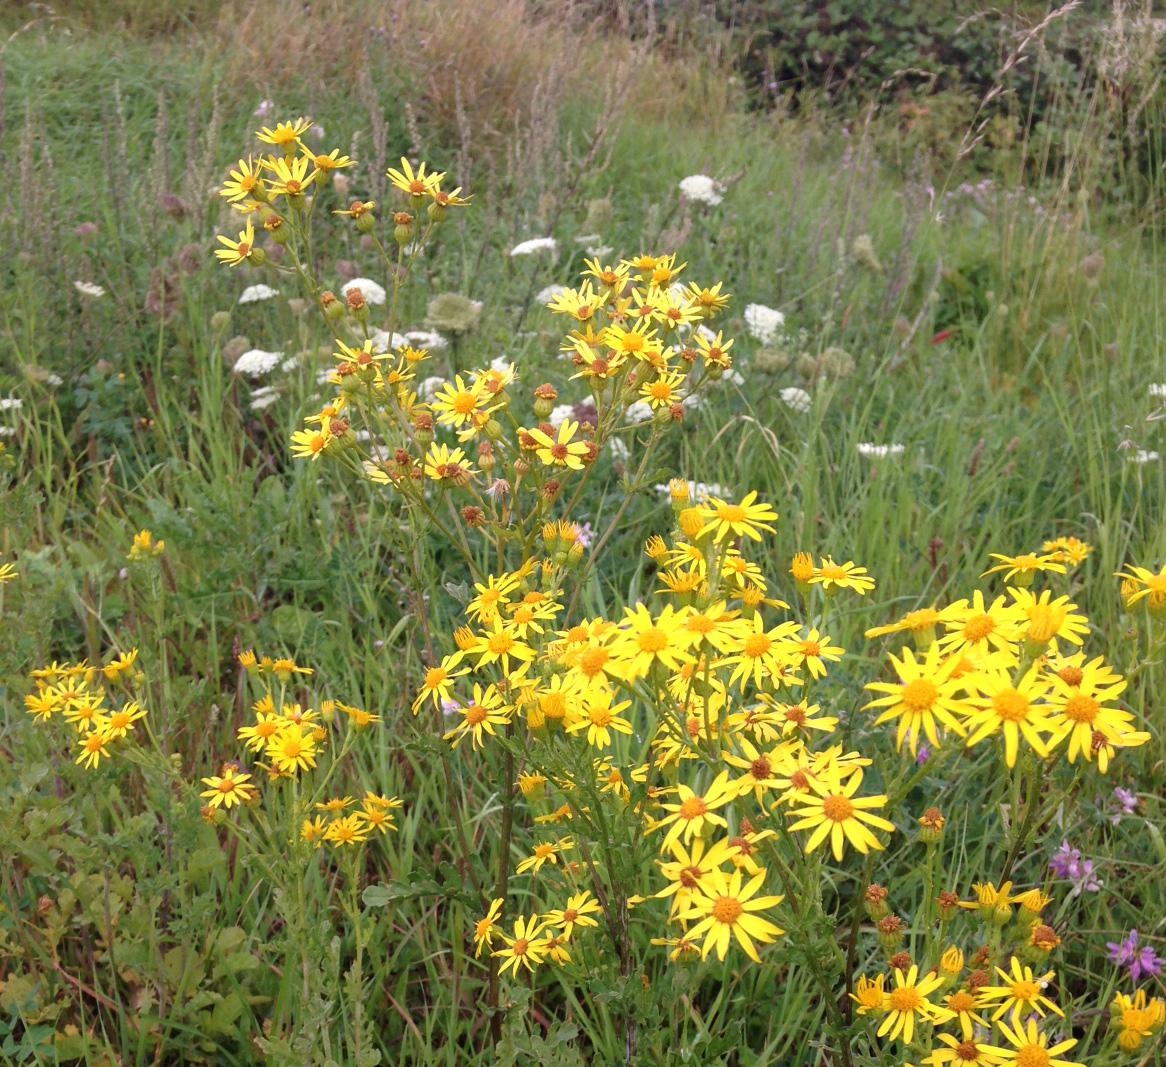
[743, 303, 785, 345]
[73, 280, 106, 298]
[856, 442, 905, 459]
[232, 349, 284, 378]
[341, 278, 387, 306]
[780, 387, 812, 413]
[678, 174, 724, 206]
[510, 237, 557, 257]
[239, 284, 280, 304]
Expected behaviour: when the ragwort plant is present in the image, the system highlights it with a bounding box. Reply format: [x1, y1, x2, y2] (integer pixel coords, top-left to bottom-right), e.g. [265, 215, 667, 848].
[10, 113, 1166, 1064]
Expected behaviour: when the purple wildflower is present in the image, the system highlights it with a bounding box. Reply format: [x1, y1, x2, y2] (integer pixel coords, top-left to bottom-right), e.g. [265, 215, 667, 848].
[1049, 840, 1102, 896]
[1106, 929, 1164, 984]
[1109, 787, 1138, 825]
[915, 744, 931, 765]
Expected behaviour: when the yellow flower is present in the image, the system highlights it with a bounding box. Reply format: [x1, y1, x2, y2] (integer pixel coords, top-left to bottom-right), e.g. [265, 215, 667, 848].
[220, 156, 264, 203]
[443, 684, 512, 750]
[412, 652, 469, 713]
[655, 837, 734, 917]
[526, 419, 590, 470]
[786, 767, 895, 861]
[492, 914, 549, 976]
[1045, 657, 1135, 765]
[876, 965, 951, 1045]
[850, 974, 887, 1016]
[256, 117, 313, 148]
[306, 147, 354, 172]
[686, 281, 731, 318]
[639, 369, 686, 410]
[926, 1033, 997, 1067]
[982, 551, 1066, 584]
[616, 602, 693, 679]
[265, 725, 318, 774]
[791, 628, 844, 679]
[697, 491, 778, 543]
[515, 837, 574, 875]
[291, 427, 330, 460]
[941, 986, 989, 1039]
[422, 442, 476, 484]
[213, 218, 258, 267]
[565, 694, 633, 748]
[75, 730, 115, 770]
[0, 562, 17, 584]
[937, 590, 1023, 658]
[324, 814, 370, 846]
[863, 642, 971, 756]
[386, 156, 444, 199]
[301, 816, 328, 846]
[1008, 587, 1088, 649]
[1042, 536, 1092, 566]
[103, 701, 147, 739]
[544, 891, 601, 937]
[102, 648, 139, 682]
[979, 958, 1063, 1024]
[473, 898, 504, 957]
[681, 868, 784, 963]
[693, 328, 734, 368]
[237, 710, 282, 752]
[718, 612, 800, 690]
[865, 607, 941, 640]
[200, 766, 257, 809]
[128, 529, 165, 559]
[1116, 563, 1166, 609]
[963, 665, 1056, 767]
[985, 1017, 1082, 1067]
[431, 374, 490, 428]
[811, 557, 875, 595]
[467, 618, 534, 674]
[652, 772, 735, 850]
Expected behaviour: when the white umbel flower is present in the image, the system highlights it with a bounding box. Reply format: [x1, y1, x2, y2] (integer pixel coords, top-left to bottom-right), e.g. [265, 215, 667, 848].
[232, 349, 283, 378]
[341, 277, 387, 305]
[1129, 449, 1160, 464]
[74, 280, 106, 298]
[856, 442, 905, 459]
[548, 404, 576, 430]
[625, 400, 654, 424]
[780, 387, 812, 413]
[1149, 383, 1166, 399]
[239, 283, 280, 304]
[509, 237, 557, 257]
[536, 284, 568, 305]
[744, 304, 785, 344]
[249, 386, 279, 411]
[678, 174, 724, 206]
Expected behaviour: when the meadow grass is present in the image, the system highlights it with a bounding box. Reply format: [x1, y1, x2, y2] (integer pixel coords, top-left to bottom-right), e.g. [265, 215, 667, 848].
[1, 6, 1164, 1065]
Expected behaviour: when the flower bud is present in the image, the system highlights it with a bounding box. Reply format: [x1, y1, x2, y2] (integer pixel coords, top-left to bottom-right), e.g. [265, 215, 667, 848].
[918, 807, 945, 845]
[864, 884, 889, 921]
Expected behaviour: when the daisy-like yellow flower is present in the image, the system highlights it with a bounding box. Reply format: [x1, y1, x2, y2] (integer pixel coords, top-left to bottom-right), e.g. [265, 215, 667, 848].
[492, 914, 549, 976]
[220, 157, 264, 203]
[431, 374, 489, 428]
[101, 649, 139, 682]
[473, 898, 505, 957]
[237, 710, 282, 752]
[467, 618, 534, 675]
[811, 557, 876, 595]
[544, 891, 602, 937]
[697, 491, 778, 543]
[256, 117, 313, 148]
[103, 701, 147, 739]
[652, 771, 736, 850]
[693, 328, 734, 368]
[785, 767, 895, 861]
[863, 642, 971, 756]
[850, 974, 888, 1016]
[792, 628, 844, 679]
[1045, 657, 1133, 764]
[387, 157, 444, 199]
[963, 664, 1055, 767]
[1042, 536, 1092, 566]
[865, 606, 941, 641]
[926, 1033, 997, 1067]
[686, 281, 731, 318]
[565, 694, 633, 748]
[306, 148, 354, 173]
[75, 730, 115, 770]
[986, 1017, 1082, 1067]
[200, 766, 257, 809]
[876, 965, 951, 1045]
[616, 602, 693, 679]
[941, 987, 989, 1040]
[526, 419, 590, 471]
[639, 369, 686, 410]
[324, 814, 370, 846]
[682, 867, 784, 963]
[422, 442, 476, 484]
[290, 427, 330, 460]
[214, 218, 258, 266]
[466, 572, 522, 625]
[515, 837, 574, 875]
[655, 836, 735, 916]
[958, 880, 1016, 922]
[0, 563, 17, 584]
[1009, 587, 1089, 649]
[982, 551, 1066, 584]
[443, 684, 512, 750]
[979, 958, 1062, 1024]
[265, 725, 318, 775]
[719, 613, 800, 690]
[602, 321, 665, 365]
[24, 688, 60, 722]
[1115, 563, 1166, 610]
[937, 590, 1023, 658]
[546, 281, 601, 322]
[301, 816, 328, 846]
[412, 652, 469, 713]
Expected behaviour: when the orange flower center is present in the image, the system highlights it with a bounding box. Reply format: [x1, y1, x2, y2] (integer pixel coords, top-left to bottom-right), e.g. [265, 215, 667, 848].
[637, 627, 668, 653]
[487, 632, 513, 654]
[888, 986, 922, 1012]
[901, 678, 938, 711]
[717, 503, 746, 524]
[743, 634, 772, 658]
[1062, 694, 1098, 723]
[992, 688, 1029, 722]
[512, 937, 529, 956]
[948, 990, 976, 1012]
[750, 757, 772, 780]
[1014, 1048, 1049, 1067]
[822, 795, 855, 822]
[678, 796, 708, 821]
[1057, 665, 1084, 686]
[955, 1042, 981, 1062]
[711, 896, 743, 924]
[1010, 979, 1038, 1002]
[963, 615, 995, 641]
[465, 704, 488, 725]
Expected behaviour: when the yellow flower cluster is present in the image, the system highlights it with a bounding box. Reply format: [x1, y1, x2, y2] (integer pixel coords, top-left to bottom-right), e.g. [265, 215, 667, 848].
[863, 547, 1149, 769]
[854, 880, 1082, 1063]
[127, 528, 165, 560]
[24, 651, 147, 769]
[1110, 988, 1165, 1052]
[201, 651, 398, 850]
